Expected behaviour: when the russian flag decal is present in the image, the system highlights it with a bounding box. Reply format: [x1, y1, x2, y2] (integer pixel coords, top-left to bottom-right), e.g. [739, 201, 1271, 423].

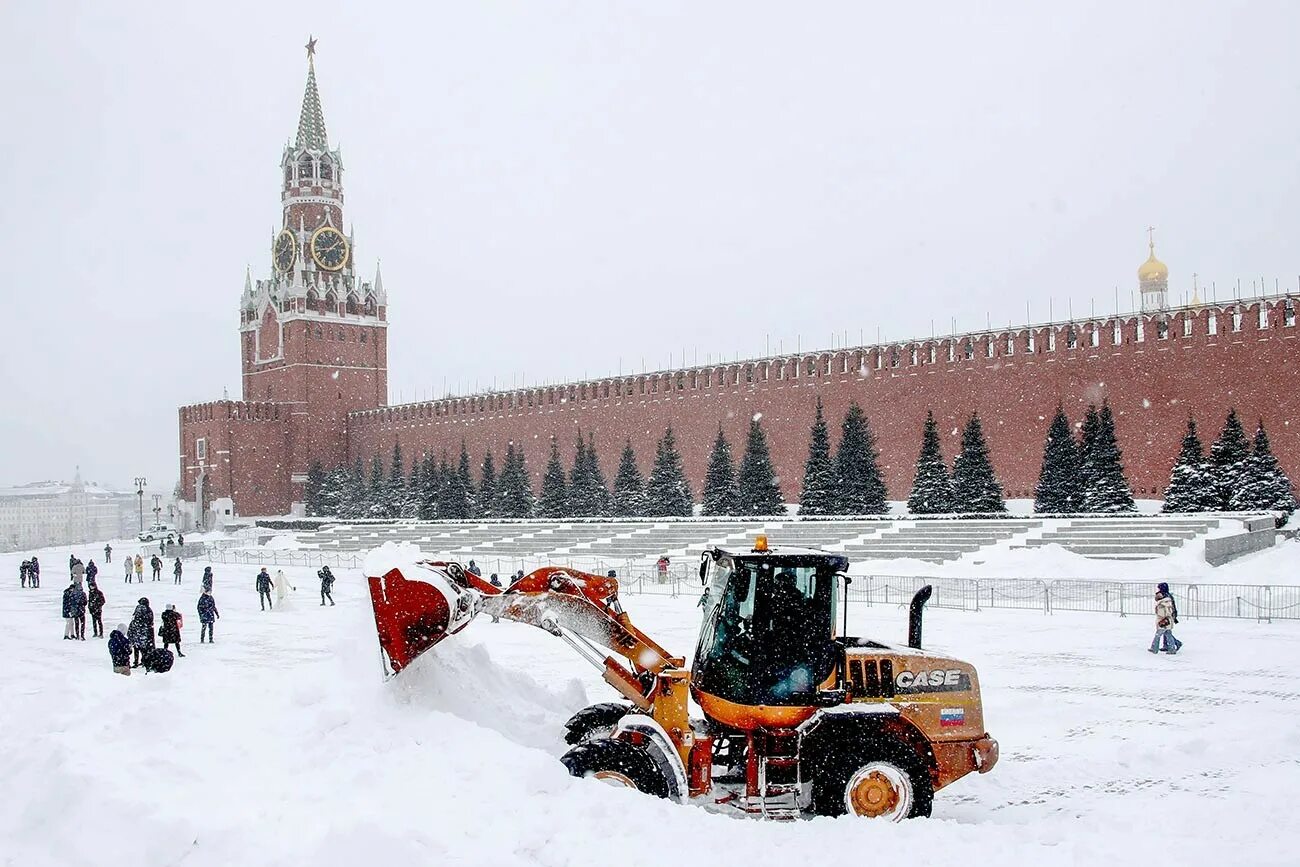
[940, 707, 965, 727]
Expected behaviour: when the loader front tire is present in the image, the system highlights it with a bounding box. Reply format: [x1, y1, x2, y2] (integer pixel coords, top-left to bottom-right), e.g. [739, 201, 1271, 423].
[561, 737, 672, 800]
[810, 738, 933, 820]
[563, 702, 633, 745]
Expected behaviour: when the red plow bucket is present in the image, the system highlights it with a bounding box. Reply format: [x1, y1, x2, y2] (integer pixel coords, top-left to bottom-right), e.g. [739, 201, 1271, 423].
[366, 560, 493, 676]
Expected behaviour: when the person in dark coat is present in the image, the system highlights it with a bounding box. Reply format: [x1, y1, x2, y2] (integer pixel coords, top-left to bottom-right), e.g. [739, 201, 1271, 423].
[86, 559, 98, 582]
[62, 579, 86, 640]
[150, 555, 162, 581]
[201, 566, 213, 593]
[197, 590, 219, 643]
[173, 558, 183, 585]
[318, 566, 335, 606]
[30, 556, 40, 588]
[489, 573, 502, 622]
[104, 544, 112, 563]
[177, 533, 184, 548]
[69, 553, 77, 574]
[108, 623, 131, 675]
[159, 604, 185, 657]
[467, 560, 481, 577]
[256, 568, 274, 610]
[128, 598, 155, 667]
[87, 578, 106, 638]
[20, 560, 29, 588]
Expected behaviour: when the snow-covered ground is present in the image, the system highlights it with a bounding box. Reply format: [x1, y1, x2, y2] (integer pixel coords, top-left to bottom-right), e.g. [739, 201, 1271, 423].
[3, 542, 1299, 866]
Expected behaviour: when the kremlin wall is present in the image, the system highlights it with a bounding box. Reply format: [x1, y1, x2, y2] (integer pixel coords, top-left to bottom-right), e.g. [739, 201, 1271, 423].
[176, 49, 1300, 524]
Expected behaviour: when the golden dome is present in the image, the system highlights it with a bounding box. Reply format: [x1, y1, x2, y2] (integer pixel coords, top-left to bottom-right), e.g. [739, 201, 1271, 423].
[1138, 240, 1167, 282]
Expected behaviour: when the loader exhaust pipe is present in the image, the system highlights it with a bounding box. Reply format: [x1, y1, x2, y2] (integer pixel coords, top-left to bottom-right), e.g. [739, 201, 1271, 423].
[908, 585, 933, 649]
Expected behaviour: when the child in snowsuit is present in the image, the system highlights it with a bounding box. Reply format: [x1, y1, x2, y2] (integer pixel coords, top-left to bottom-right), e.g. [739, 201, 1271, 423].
[256, 568, 274, 610]
[108, 624, 131, 675]
[87, 578, 106, 638]
[128, 598, 155, 667]
[197, 590, 219, 643]
[318, 566, 335, 606]
[159, 604, 185, 658]
[1150, 582, 1183, 654]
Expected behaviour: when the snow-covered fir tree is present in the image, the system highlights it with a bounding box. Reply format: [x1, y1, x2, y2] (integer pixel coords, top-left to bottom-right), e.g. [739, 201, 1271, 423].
[437, 451, 471, 520]
[1163, 418, 1218, 512]
[644, 427, 693, 516]
[496, 443, 535, 518]
[1034, 406, 1082, 513]
[737, 416, 784, 516]
[1210, 409, 1251, 510]
[418, 453, 439, 519]
[478, 449, 498, 518]
[339, 456, 366, 520]
[386, 442, 406, 519]
[584, 433, 612, 516]
[835, 402, 887, 514]
[611, 439, 645, 517]
[908, 411, 954, 514]
[1079, 402, 1135, 512]
[798, 398, 836, 516]
[951, 412, 1005, 513]
[567, 432, 611, 517]
[304, 461, 327, 516]
[402, 457, 422, 518]
[367, 453, 387, 517]
[701, 424, 739, 516]
[538, 437, 569, 518]
[318, 464, 348, 517]
[1230, 421, 1296, 516]
[457, 441, 475, 518]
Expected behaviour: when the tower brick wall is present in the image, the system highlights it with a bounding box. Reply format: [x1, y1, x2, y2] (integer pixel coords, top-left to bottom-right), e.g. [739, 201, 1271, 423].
[348, 298, 1300, 504]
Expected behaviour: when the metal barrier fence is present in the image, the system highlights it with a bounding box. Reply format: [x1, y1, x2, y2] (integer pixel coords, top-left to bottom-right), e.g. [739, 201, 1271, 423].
[848, 575, 1300, 622]
[194, 547, 1300, 622]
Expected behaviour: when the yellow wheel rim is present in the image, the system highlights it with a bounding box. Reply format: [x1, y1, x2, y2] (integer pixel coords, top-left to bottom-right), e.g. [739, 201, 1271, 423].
[845, 763, 913, 820]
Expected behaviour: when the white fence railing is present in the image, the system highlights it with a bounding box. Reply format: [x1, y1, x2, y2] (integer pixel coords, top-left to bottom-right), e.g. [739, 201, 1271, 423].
[195, 545, 1299, 623]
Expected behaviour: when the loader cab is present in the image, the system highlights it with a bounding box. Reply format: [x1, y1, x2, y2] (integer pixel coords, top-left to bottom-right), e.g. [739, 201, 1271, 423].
[693, 542, 849, 721]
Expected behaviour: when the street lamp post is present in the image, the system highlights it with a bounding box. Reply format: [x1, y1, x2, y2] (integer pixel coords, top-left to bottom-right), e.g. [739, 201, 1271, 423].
[151, 494, 163, 531]
[134, 477, 147, 533]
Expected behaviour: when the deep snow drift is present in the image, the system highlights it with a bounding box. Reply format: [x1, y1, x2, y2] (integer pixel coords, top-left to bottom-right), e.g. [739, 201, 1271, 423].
[3, 541, 1299, 866]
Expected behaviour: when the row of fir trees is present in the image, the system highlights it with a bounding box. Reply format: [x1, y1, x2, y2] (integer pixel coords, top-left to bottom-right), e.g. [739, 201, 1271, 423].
[305, 401, 1294, 520]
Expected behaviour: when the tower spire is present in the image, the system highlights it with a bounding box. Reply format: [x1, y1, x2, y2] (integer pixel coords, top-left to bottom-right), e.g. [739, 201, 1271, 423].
[295, 36, 328, 151]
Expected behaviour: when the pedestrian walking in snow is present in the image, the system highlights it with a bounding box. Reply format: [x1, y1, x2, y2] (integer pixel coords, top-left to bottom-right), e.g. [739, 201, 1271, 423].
[108, 624, 131, 675]
[177, 533, 185, 548]
[87, 578, 106, 638]
[104, 544, 112, 563]
[201, 566, 213, 593]
[197, 590, 219, 643]
[20, 560, 29, 588]
[30, 556, 40, 588]
[256, 567, 274, 610]
[128, 598, 155, 667]
[72, 561, 84, 587]
[467, 560, 481, 577]
[151, 555, 162, 582]
[1149, 582, 1183, 655]
[318, 565, 335, 606]
[62, 578, 87, 640]
[159, 538, 166, 556]
[274, 569, 295, 606]
[134, 555, 143, 583]
[656, 555, 670, 584]
[124, 557, 133, 582]
[69, 553, 77, 575]
[173, 558, 183, 585]
[489, 573, 502, 621]
[86, 559, 98, 583]
[159, 604, 185, 658]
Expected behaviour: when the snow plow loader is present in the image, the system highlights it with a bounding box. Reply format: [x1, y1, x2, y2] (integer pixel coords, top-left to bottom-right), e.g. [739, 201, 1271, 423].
[366, 536, 998, 820]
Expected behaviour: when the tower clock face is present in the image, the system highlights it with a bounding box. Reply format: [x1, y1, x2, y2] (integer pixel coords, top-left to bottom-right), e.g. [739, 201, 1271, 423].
[310, 226, 349, 272]
[273, 230, 296, 273]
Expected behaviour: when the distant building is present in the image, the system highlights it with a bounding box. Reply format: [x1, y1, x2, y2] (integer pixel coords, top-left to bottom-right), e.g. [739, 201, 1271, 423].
[0, 471, 136, 552]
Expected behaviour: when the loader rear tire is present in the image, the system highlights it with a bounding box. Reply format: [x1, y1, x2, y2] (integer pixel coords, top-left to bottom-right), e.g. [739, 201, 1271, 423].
[561, 737, 672, 800]
[810, 737, 933, 820]
[563, 702, 633, 745]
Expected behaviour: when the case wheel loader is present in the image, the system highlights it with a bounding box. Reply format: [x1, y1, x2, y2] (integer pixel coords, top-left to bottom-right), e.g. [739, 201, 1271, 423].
[366, 536, 997, 821]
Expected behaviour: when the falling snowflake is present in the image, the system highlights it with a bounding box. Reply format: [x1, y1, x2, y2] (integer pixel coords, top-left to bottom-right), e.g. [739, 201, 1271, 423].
[331, 371, 340, 380]
[1142, 398, 1151, 409]
[753, 412, 763, 422]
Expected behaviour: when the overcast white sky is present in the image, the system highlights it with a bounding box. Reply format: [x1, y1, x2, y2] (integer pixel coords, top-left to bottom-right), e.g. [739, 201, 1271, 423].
[2, 1, 1298, 492]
